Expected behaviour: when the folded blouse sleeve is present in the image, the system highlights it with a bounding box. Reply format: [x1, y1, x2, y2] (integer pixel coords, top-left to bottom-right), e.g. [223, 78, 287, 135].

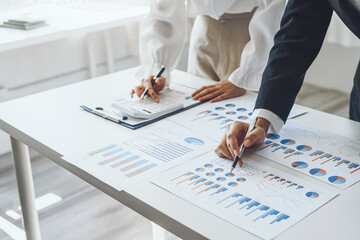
[135, 0, 187, 85]
[228, 0, 286, 91]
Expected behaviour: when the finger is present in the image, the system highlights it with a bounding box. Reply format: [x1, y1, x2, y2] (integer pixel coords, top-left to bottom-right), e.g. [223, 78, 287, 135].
[143, 76, 154, 88]
[219, 146, 233, 160]
[226, 126, 242, 159]
[215, 137, 233, 160]
[193, 87, 217, 100]
[192, 86, 207, 97]
[243, 127, 265, 147]
[226, 132, 239, 157]
[198, 91, 223, 101]
[215, 147, 226, 158]
[238, 157, 244, 167]
[153, 77, 166, 92]
[227, 121, 249, 154]
[130, 89, 135, 98]
[210, 94, 228, 103]
[135, 86, 145, 98]
[147, 87, 159, 102]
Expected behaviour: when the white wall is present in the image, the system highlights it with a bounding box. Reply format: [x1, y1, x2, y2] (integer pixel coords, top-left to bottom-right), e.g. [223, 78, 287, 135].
[0, 23, 140, 155]
[305, 43, 360, 94]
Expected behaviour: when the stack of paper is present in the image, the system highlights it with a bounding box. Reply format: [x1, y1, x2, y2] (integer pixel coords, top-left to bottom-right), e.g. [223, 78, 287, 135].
[1, 17, 46, 30]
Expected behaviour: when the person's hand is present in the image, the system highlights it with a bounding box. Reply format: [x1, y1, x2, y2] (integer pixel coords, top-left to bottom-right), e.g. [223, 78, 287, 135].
[130, 75, 166, 103]
[215, 118, 270, 167]
[192, 80, 246, 103]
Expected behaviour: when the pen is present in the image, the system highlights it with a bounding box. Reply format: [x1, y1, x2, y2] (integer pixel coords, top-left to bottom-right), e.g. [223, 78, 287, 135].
[230, 117, 258, 173]
[140, 65, 166, 100]
[80, 105, 127, 123]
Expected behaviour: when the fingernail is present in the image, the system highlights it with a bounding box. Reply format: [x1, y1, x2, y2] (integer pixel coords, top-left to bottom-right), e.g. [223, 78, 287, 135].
[244, 140, 251, 146]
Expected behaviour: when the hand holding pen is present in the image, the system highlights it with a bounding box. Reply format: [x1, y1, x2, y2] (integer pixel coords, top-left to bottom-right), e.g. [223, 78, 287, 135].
[215, 117, 271, 171]
[131, 66, 166, 103]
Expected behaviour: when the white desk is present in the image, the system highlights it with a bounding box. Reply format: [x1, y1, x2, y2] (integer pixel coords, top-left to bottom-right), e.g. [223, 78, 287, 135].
[0, 2, 149, 76]
[0, 68, 359, 240]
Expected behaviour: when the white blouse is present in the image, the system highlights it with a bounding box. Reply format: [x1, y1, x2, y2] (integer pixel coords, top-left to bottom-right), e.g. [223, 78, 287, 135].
[136, 0, 286, 91]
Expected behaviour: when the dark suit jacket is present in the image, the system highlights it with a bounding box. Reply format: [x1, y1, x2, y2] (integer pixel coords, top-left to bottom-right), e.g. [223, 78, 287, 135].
[254, 0, 360, 122]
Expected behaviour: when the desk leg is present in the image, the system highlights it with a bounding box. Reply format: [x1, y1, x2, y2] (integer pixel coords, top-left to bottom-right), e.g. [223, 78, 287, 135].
[103, 30, 115, 73]
[86, 34, 97, 78]
[10, 137, 41, 240]
[151, 222, 166, 240]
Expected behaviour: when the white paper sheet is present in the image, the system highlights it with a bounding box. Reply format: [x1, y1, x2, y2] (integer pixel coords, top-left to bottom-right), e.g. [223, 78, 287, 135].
[169, 92, 307, 141]
[256, 120, 360, 189]
[151, 151, 338, 240]
[63, 121, 217, 191]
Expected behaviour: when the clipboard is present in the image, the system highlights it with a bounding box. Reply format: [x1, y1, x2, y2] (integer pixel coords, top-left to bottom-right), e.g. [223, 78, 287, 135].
[80, 83, 204, 130]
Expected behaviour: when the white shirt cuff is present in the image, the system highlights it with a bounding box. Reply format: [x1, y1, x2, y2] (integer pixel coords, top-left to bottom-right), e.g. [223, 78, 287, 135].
[228, 68, 262, 92]
[251, 108, 284, 133]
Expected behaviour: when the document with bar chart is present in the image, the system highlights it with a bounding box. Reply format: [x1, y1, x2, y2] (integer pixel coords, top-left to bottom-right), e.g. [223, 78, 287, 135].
[256, 120, 360, 189]
[169, 92, 307, 141]
[63, 121, 216, 191]
[152, 152, 337, 240]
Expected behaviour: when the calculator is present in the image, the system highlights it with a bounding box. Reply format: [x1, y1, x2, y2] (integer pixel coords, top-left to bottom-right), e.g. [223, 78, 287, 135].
[112, 91, 184, 119]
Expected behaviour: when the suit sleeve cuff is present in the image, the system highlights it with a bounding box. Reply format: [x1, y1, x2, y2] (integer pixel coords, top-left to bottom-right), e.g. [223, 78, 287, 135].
[251, 109, 284, 133]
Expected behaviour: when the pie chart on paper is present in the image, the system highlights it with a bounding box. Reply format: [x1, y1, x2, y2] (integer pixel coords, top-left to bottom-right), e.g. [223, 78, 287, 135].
[236, 177, 246, 182]
[291, 161, 308, 169]
[226, 111, 236, 115]
[216, 177, 226, 182]
[238, 116, 249, 120]
[280, 139, 296, 145]
[184, 137, 205, 146]
[225, 104, 235, 107]
[306, 192, 319, 198]
[206, 172, 215, 177]
[266, 133, 280, 139]
[228, 182, 238, 187]
[309, 168, 327, 176]
[296, 145, 312, 152]
[225, 172, 235, 177]
[328, 176, 346, 184]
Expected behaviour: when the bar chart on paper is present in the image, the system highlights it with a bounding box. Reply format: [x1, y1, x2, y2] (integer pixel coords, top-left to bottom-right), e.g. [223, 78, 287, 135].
[256, 120, 360, 189]
[63, 121, 216, 190]
[151, 152, 337, 240]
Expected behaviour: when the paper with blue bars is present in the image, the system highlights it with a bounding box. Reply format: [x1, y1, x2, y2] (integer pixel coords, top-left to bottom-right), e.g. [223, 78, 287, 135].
[63, 121, 216, 191]
[151, 151, 338, 240]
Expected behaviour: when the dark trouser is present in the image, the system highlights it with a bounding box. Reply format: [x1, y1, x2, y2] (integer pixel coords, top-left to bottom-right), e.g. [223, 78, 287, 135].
[349, 60, 360, 122]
